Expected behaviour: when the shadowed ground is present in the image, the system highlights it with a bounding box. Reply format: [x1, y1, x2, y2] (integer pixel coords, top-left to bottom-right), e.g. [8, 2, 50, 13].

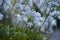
[50, 29, 60, 40]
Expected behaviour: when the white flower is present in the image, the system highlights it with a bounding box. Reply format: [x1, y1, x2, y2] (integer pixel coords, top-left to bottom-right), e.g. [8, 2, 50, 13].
[0, 13, 3, 20]
[33, 17, 40, 21]
[40, 0, 46, 5]
[18, 0, 24, 3]
[48, 16, 56, 26]
[48, 16, 53, 23]
[33, 21, 41, 27]
[21, 10, 31, 16]
[22, 17, 28, 22]
[15, 3, 24, 11]
[51, 19, 56, 26]
[46, 7, 50, 14]
[49, 11, 57, 16]
[5, 0, 11, 5]
[31, 11, 36, 16]
[21, 11, 26, 15]
[14, 14, 21, 18]
[39, 17, 44, 21]
[4, 0, 12, 11]
[36, 22, 41, 27]
[28, 0, 33, 7]
[56, 11, 60, 15]
[25, 9, 31, 15]
[35, 12, 41, 17]
[15, 18, 22, 24]
[13, 14, 22, 24]
[27, 22, 33, 28]
[31, 11, 41, 18]
[24, 5, 30, 11]
[52, 1, 59, 6]
[4, 4, 10, 11]
[39, 0, 46, 12]
[33, 0, 37, 3]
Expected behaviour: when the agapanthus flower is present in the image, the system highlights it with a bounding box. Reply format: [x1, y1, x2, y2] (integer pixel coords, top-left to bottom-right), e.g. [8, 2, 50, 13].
[27, 22, 33, 28]
[0, 13, 3, 20]
[22, 17, 28, 22]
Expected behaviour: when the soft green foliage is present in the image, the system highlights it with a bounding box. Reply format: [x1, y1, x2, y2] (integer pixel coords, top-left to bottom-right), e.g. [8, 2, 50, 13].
[0, 23, 48, 40]
[56, 5, 60, 11]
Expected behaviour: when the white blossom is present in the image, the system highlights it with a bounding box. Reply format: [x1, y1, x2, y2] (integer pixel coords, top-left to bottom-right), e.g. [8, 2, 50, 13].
[4, 0, 12, 10]
[33, 21, 41, 27]
[51, 19, 56, 26]
[22, 17, 28, 22]
[27, 22, 33, 28]
[28, 0, 33, 7]
[15, 3, 24, 11]
[0, 13, 3, 20]
[49, 11, 57, 16]
[4, 0, 11, 5]
[4, 4, 10, 11]
[24, 5, 30, 11]
[18, 0, 24, 3]
[12, 14, 22, 24]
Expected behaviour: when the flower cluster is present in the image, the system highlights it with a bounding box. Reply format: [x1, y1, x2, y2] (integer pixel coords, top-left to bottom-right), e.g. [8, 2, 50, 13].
[3, 0, 60, 33]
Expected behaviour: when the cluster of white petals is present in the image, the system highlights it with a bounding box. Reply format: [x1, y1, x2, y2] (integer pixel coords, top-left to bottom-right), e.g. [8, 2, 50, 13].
[1, 0, 60, 32]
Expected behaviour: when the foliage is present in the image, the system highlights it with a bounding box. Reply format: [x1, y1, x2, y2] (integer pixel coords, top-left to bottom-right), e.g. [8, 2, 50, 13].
[56, 5, 60, 11]
[0, 23, 48, 40]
